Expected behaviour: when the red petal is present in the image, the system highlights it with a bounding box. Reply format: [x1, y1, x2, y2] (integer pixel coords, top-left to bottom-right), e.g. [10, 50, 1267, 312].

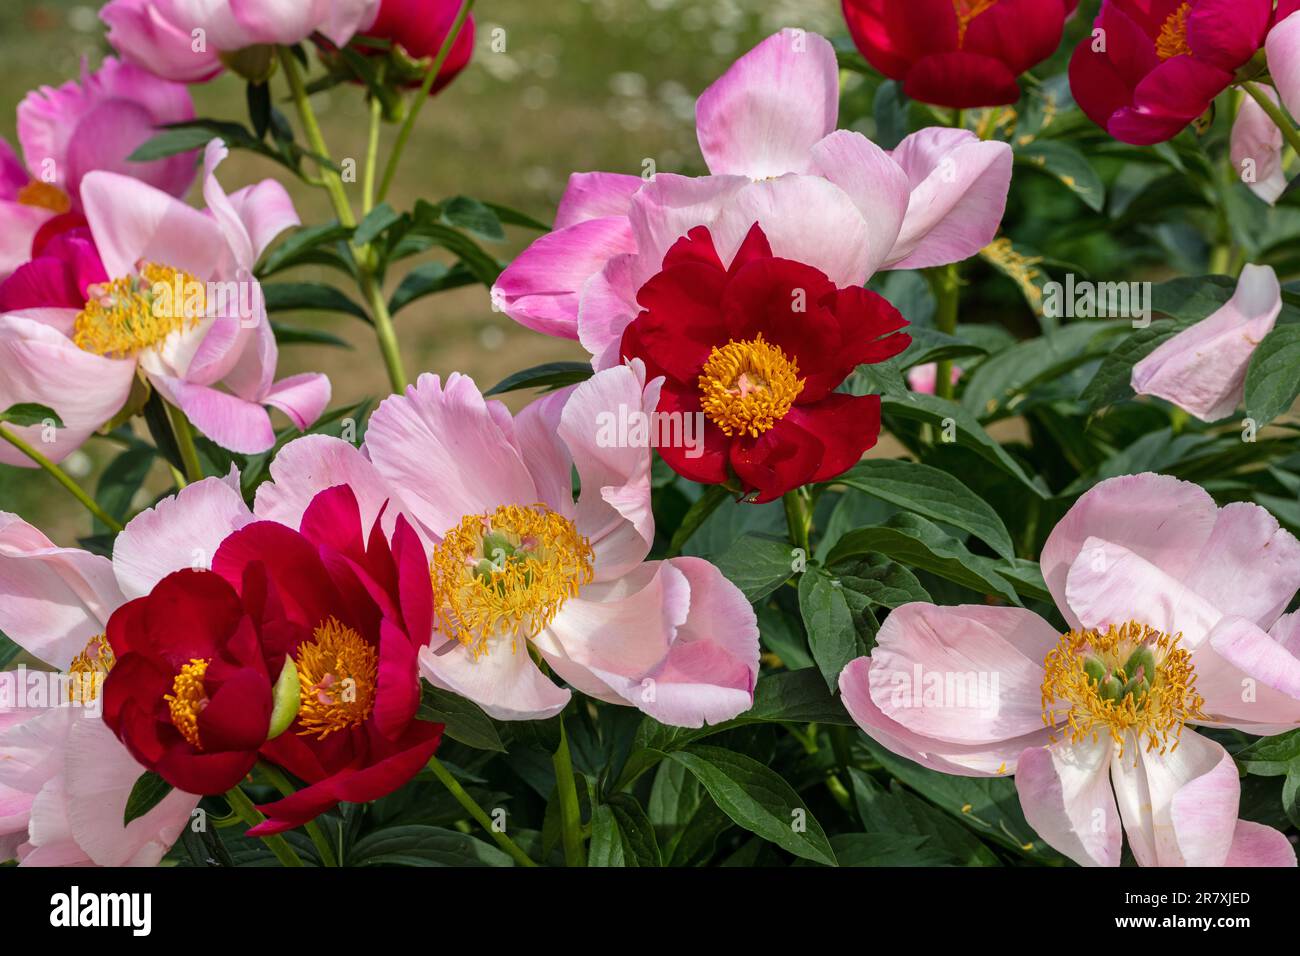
[904, 52, 1023, 108]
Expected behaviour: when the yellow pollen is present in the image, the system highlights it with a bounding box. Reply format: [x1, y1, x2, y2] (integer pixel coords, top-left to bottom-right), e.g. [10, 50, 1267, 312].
[1040, 621, 1205, 759]
[698, 333, 804, 438]
[1155, 3, 1193, 60]
[294, 617, 378, 740]
[165, 658, 211, 750]
[430, 504, 595, 659]
[67, 633, 115, 704]
[16, 179, 70, 213]
[953, 0, 998, 46]
[72, 262, 205, 359]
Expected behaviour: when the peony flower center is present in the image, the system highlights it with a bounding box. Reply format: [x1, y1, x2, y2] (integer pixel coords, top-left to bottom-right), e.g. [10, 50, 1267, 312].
[294, 617, 378, 740]
[73, 262, 205, 359]
[430, 504, 595, 658]
[1040, 621, 1205, 758]
[165, 658, 211, 750]
[67, 633, 115, 704]
[1155, 2, 1193, 60]
[953, 0, 998, 46]
[16, 179, 70, 214]
[698, 334, 804, 438]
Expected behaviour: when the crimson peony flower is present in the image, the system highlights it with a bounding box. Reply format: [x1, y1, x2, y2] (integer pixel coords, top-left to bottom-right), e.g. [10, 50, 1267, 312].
[842, 0, 1079, 109]
[1069, 0, 1273, 145]
[618, 223, 910, 503]
[360, 0, 475, 93]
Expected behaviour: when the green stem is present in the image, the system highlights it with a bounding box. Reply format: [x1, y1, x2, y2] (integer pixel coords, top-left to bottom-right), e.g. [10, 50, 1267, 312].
[1243, 81, 1300, 160]
[0, 425, 123, 532]
[782, 488, 812, 555]
[363, 79, 383, 216]
[165, 402, 204, 484]
[552, 721, 587, 867]
[223, 785, 305, 867]
[925, 264, 961, 402]
[278, 45, 408, 393]
[375, 0, 476, 205]
[258, 763, 338, 867]
[426, 757, 538, 867]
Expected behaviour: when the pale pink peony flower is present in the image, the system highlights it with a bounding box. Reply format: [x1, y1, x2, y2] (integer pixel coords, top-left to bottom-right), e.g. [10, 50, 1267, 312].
[0, 473, 256, 866]
[839, 472, 1300, 867]
[492, 28, 1013, 369]
[0, 139, 330, 465]
[251, 362, 762, 726]
[1267, 4, 1300, 125]
[101, 0, 381, 83]
[0, 57, 196, 279]
[1131, 264, 1281, 422]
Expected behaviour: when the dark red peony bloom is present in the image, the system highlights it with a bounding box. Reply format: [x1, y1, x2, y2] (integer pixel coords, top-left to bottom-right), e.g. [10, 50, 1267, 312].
[842, 0, 1079, 109]
[358, 0, 476, 94]
[1069, 0, 1273, 145]
[102, 568, 285, 796]
[0, 224, 103, 312]
[103, 484, 443, 832]
[619, 224, 910, 504]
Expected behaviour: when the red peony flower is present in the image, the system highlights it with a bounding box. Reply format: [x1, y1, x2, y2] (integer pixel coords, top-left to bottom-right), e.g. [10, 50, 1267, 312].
[102, 568, 285, 796]
[360, 0, 476, 94]
[1069, 0, 1274, 145]
[619, 224, 910, 504]
[842, 0, 1079, 109]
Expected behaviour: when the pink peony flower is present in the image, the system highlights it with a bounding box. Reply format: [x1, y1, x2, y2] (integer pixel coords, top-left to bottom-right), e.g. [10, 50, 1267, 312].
[0, 473, 257, 866]
[1131, 264, 1280, 422]
[1267, 2, 1300, 122]
[0, 139, 330, 465]
[492, 29, 1012, 369]
[840, 472, 1300, 867]
[0, 57, 196, 280]
[251, 363, 762, 727]
[102, 0, 381, 83]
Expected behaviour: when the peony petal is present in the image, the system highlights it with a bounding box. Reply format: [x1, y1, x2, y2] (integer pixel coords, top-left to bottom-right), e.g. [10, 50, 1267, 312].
[262, 372, 331, 431]
[418, 640, 569, 722]
[1181, 500, 1300, 628]
[808, 130, 910, 277]
[1192, 615, 1300, 734]
[553, 172, 643, 229]
[146, 372, 276, 454]
[1016, 737, 1122, 867]
[1230, 85, 1288, 205]
[1268, 11, 1300, 122]
[1224, 820, 1297, 866]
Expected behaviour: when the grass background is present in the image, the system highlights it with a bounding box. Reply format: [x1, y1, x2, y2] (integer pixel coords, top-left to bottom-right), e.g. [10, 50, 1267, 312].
[0, 0, 841, 540]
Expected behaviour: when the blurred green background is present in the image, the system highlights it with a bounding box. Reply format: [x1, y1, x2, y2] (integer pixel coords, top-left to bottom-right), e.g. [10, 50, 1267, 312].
[0, 0, 841, 541]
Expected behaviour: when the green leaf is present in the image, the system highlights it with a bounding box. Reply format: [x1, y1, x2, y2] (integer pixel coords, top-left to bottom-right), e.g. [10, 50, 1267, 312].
[826, 514, 1020, 605]
[832, 553, 931, 608]
[482, 201, 550, 232]
[0, 630, 20, 669]
[1245, 324, 1300, 426]
[96, 445, 155, 528]
[848, 768, 999, 866]
[389, 261, 476, 314]
[416, 682, 505, 752]
[353, 202, 402, 246]
[484, 361, 594, 396]
[1, 403, 64, 428]
[899, 327, 988, 370]
[993, 558, 1053, 604]
[818, 832, 952, 867]
[349, 825, 515, 866]
[712, 533, 799, 603]
[271, 323, 351, 348]
[668, 746, 837, 866]
[262, 282, 369, 321]
[440, 196, 506, 242]
[798, 566, 861, 692]
[1080, 318, 1193, 411]
[1016, 141, 1105, 212]
[589, 793, 661, 867]
[832, 459, 1016, 560]
[123, 771, 173, 825]
[880, 392, 1044, 496]
[258, 222, 355, 277]
[127, 126, 216, 161]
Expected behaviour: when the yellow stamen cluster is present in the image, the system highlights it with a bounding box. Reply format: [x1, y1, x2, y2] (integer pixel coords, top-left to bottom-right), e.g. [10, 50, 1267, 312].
[165, 658, 211, 750]
[1156, 2, 1193, 61]
[698, 334, 804, 438]
[1040, 621, 1205, 759]
[294, 617, 378, 740]
[16, 179, 70, 214]
[67, 633, 115, 704]
[953, 0, 998, 46]
[430, 504, 594, 658]
[73, 262, 204, 359]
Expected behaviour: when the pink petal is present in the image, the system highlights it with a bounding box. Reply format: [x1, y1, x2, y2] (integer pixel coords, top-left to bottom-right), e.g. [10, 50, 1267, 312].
[262, 372, 330, 431]
[418, 640, 570, 722]
[364, 372, 538, 539]
[1192, 615, 1300, 734]
[695, 28, 838, 179]
[1016, 738, 1122, 867]
[113, 472, 254, 599]
[554, 172, 644, 229]
[225, 180, 301, 264]
[808, 130, 910, 277]
[1041, 472, 1219, 630]
[147, 372, 276, 454]
[883, 129, 1013, 270]
[227, 0, 380, 46]
[512, 385, 578, 516]
[624, 173, 750, 289]
[1181, 501, 1300, 628]
[1231, 85, 1288, 205]
[1268, 11, 1300, 122]
[100, 0, 224, 83]
[1132, 263, 1282, 422]
[557, 361, 659, 580]
[492, 216, 636, 340]
[0, 201, 55, 280]
[1224, 820, 1297, 866]
[576, 252, 639, 371]
[1110, 731, 1239, 867]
